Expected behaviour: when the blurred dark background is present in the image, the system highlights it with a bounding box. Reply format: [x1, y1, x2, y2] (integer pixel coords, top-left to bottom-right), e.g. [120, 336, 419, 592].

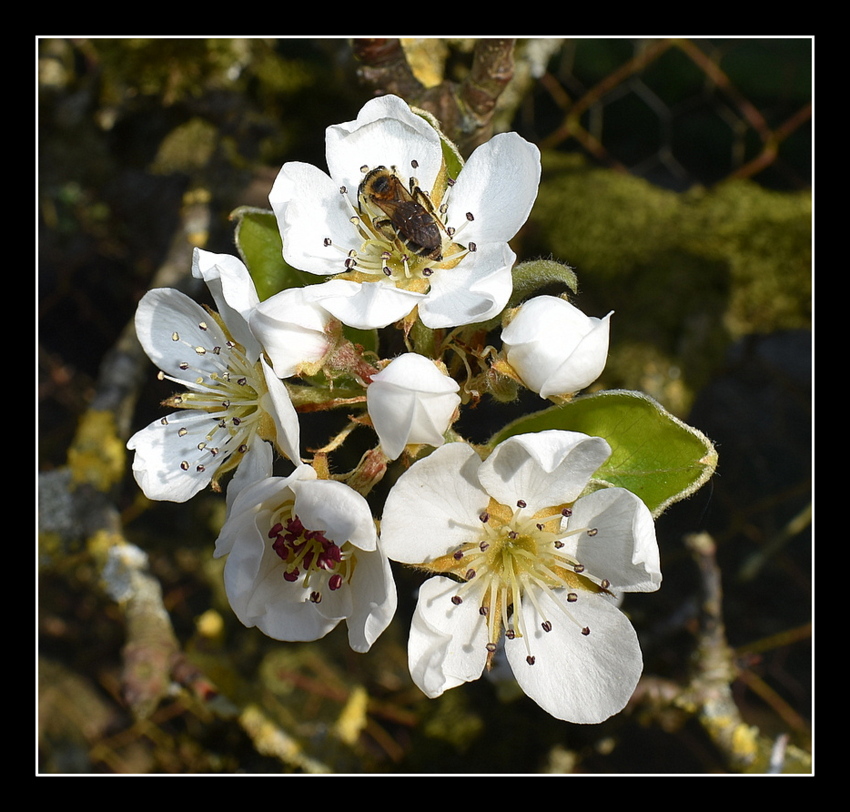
[38, 38, 811, 774]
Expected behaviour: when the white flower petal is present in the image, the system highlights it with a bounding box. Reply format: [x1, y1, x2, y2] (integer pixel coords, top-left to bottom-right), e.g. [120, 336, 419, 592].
[191, 248, 260, 357]
[479, 431, 612, 512]
[259, 356, 301, 464]
[127, 411, 221, 502]
[303, 278, 425, 330]
[250, 287, 334, 378]
[326, 95, 443, 197]
[419, 242, 515, 329]
[224, 439, 273, 515]
[270, 161, 360, 276]
[344, 544, 398, 653]
[408, 576, 490, 698]
[133, 288, 232, 381]
[504, 588, 643, 724]
[218, 466, 314, 559]
[563, 488, 661, 593]
[290, 477, 378, 552]
[444, 132, 541, 245]
[380, 442, 489, 563]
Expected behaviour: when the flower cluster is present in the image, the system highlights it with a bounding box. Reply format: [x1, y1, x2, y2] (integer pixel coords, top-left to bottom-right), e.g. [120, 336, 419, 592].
[127, 95, 665, 723]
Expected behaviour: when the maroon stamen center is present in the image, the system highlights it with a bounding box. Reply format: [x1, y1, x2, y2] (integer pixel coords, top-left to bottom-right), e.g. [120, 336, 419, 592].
[269, 515, 342, 582]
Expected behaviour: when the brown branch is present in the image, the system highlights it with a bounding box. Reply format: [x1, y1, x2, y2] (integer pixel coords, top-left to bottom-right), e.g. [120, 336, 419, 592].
[681, 532, 760, 770]
[352, 39, 425, 102]
[40, 189, 214, 720]
[353, 38, 518, 157]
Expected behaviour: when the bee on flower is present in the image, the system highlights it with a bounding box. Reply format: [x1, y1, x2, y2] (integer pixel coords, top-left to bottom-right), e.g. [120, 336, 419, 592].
[269, 94, 541, 330]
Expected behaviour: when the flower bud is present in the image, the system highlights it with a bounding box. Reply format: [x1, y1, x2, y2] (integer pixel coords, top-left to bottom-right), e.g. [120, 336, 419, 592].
[366, 353, 461, 460]
[501, 296, 612, 398]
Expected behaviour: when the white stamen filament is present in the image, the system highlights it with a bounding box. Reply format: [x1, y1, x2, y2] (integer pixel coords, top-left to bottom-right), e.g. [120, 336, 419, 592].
[162, 329, 268, 474]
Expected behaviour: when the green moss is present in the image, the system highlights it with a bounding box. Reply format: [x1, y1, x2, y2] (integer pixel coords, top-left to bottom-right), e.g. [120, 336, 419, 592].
[150, 117, 218, 174]
[681, 180, 812, 336]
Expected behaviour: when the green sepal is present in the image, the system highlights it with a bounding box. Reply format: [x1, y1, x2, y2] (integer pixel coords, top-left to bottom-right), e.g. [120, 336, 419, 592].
[488, 389, 717, 517]
[343, 324, 379, 356]
[230, 206, 322, 301]
[508, 259, 579, 307]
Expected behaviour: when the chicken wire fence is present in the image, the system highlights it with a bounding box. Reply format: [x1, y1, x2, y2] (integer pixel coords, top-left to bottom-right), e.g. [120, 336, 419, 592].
[515, 37, 811, 192]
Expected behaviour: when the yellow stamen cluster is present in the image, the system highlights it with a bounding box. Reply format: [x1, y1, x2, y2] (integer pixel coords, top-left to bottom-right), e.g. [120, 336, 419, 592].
[424, 498, 609, 666]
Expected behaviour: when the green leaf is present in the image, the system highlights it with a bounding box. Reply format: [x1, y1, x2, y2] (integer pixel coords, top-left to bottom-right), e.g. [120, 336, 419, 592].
[230, 206, 322, 301]
[488, 389, 717, 516]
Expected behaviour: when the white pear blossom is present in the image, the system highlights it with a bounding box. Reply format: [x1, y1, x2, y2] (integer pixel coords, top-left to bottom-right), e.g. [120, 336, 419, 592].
[379, 431, 661, 723]
[270, 94, 541, 330]
[127, 248, 301, 503]
[366, 353, 461, 460]
[215, 465, 397, 652]
[249, 285, 336, 379]
[501, 296, 613, 398]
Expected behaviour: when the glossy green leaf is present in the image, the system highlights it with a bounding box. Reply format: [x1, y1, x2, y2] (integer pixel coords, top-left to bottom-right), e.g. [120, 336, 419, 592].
[230, 206, 322, 301]
[488, 389, 717, 516]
